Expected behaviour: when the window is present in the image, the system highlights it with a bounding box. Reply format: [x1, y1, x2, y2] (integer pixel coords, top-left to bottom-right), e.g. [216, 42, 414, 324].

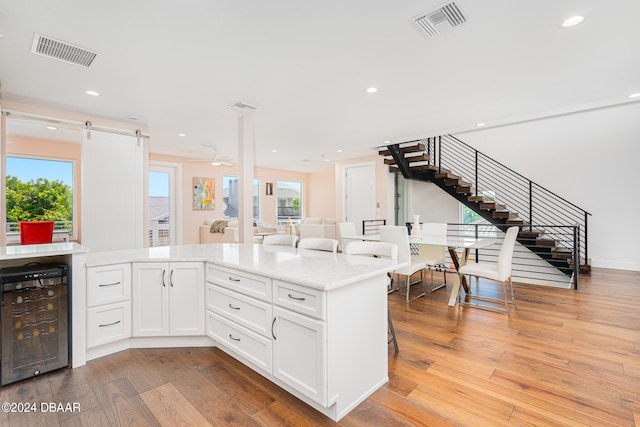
[276, 180, 302, 224]
[222, 176, 259, 221]
[5, 156, 75, 242]
[460, 190, 496, 237]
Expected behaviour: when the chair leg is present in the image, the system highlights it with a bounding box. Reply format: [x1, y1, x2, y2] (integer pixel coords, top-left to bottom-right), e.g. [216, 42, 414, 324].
[501, 280, 509, 312]
[388, 308, 399, 352]
[508, 276, 516, 306]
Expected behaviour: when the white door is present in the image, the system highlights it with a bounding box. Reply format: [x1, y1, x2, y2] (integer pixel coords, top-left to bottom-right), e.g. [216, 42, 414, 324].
[132, 263, 169, 336]
[344, 162, 376, 234]
[169, 262, 205, 335]
[149, 162, 181, 246]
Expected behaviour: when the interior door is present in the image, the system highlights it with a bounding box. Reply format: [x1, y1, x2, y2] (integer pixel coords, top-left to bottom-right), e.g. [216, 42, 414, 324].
[344, 162, 376, 234]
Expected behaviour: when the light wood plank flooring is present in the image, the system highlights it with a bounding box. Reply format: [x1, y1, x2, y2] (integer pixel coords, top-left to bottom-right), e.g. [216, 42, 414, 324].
[1, 267, 638, 426]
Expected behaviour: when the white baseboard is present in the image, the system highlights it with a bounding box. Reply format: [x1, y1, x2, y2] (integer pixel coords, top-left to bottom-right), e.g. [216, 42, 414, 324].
[591, 259, 640, 272]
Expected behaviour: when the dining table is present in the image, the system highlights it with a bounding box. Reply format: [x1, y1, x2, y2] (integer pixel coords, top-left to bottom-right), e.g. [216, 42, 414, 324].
[342, 233, 496, 306]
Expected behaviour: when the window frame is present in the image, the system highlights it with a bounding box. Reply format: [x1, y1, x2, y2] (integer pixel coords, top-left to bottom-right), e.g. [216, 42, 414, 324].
[275, 180, 303, 225]
[4, 154, 77, 243]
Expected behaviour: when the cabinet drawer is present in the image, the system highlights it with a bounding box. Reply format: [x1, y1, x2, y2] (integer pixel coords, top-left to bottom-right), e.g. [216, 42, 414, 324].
[206, 265, 272, 302]
[273, 280, 326, 320]
[207, 311, 272, 374]
[206, 284, 272, 338]
[87, 301, 131, 348]
[87, 264, 131, 307]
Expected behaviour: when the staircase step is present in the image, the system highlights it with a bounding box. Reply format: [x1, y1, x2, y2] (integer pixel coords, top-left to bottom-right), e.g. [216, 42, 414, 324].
[405, 153, 430, 162]
[378, 148, 390, 156]
[467, 195, 494, 202]
[506, 218, 525, 225]
[519, 229, 543, 239]
[383, 158, 396, 165]
[536, 238, 556, 247]
[435, 172, 458, 179]
[398, 142, 426, 153]
[445, 178, 465, 186]
[479, 202, 506, 210]
[456, 186, 472, 194]
[552, 248, 573, 259]
[410, 164, 438, 171]
[492, 211, 518, 219]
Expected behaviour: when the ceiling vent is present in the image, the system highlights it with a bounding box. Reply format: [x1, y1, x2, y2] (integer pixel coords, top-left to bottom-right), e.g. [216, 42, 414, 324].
[31, 33, 97, 67]
[410, 2, 468, 38]
[229, 101, 258, 111]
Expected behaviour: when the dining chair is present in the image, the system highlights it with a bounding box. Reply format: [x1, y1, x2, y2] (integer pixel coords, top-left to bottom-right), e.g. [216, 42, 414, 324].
[457, 226, 519, 313]
[337, 222, 358, 252]
[262, 234, 298, 247]
[344, 240, 400, 352]
[19, 221, 55, 245]
[414, 222, 448, 292]
[298, 237, 339, 253]
[379, 225, 428, 303]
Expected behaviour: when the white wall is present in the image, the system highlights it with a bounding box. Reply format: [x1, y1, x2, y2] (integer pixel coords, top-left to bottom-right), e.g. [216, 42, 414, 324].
[407, 180, 459, 225]
[459, 102, 640, 271]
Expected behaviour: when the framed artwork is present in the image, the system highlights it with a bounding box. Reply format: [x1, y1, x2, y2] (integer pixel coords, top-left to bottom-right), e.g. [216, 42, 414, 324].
[266, 182, 273, 196]
[193, 177, 215, 210]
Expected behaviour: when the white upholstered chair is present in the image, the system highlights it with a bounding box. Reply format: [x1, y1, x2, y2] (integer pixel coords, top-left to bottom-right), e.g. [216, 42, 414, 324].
[262, 234, 298, 247]
[298, 237, 339, 253]
[458, 226, 519, 313]
[344, 240, 399, 352]
[337, 222, 358, 252]
[379, 226, 427, 303]
[413, 222, 448, 292]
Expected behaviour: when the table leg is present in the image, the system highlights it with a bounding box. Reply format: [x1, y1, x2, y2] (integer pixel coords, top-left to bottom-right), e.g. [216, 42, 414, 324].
[447, 247, 471, 307]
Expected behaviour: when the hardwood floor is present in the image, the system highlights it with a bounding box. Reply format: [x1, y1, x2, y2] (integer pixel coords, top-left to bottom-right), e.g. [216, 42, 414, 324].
[1, 268, 638, 426]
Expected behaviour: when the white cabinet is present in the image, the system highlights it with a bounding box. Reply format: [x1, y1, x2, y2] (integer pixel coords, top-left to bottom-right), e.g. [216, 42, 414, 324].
[132, 262, 204, 337]
[86, 264, 132, 348]
[272, 306, 326, 405]
[206, 265, 328, 406]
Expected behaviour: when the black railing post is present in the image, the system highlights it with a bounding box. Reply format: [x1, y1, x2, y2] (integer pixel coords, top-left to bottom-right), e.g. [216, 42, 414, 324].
[474, 151, 478, 197]
[427, 138, 432, 165]
[584, 212, 589, 266]
[573, 225, 579, 290]
[474, 223, 479, 262]
[529, 181, 533, 232]
[437, 136, 442, 173]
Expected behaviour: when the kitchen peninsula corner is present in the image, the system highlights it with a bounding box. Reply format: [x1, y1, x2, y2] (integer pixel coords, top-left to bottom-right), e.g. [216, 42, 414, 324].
[82, 243, 399, 421]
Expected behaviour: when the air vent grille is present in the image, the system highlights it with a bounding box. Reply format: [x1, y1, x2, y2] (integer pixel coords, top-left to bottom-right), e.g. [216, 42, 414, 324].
[31, 33, 97, 67]
[411, 2, 467, 39]
[229, 101, 258, 111]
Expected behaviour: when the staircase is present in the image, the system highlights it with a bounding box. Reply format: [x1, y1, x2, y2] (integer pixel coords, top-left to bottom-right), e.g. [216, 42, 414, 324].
[380, 135, 591, 288]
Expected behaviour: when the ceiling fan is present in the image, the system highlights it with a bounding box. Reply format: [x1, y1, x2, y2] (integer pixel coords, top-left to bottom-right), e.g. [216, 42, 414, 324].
[188, 145, 234, 167]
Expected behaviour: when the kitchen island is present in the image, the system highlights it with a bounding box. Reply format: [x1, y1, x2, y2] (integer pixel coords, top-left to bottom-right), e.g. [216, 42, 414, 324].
[81, 243, 400, 421]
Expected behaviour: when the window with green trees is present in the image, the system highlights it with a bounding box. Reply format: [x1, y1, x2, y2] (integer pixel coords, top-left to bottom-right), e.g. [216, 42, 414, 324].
[5, 157, 74, 238]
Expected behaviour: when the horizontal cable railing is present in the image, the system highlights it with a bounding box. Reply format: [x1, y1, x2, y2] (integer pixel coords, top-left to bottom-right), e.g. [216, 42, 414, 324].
[6, 221, 73, 233]
[407, 222, 578, 288]
[424, 135, 591, 268]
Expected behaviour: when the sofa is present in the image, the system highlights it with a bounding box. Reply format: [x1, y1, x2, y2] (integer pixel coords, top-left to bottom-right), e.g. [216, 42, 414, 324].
[296, 217, 336, 240]
[199, 219, 238, 244]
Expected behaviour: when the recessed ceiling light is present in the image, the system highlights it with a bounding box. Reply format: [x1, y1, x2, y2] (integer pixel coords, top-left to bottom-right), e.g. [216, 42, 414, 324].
[383, 140, 391, 144]
[366, 87, 378, 94]
[46, 126, 57, 130]
[562, 16, 584, 27]
[85, 90, 100, 96]
[337, 149, 343, 153]
[271, 149, 278, 153]
[129, 116, 139, 121]
[628, 93, 640, 98]
[178, 133, 186, 137]
[476, 122, 486, 127]
[324, 158, 330, 162]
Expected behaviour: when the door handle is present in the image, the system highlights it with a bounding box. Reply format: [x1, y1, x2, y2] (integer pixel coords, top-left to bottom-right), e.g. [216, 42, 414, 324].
[271, 317, 277, 340]
[170, 269, 174, 287]
[162, 270, 166, 287]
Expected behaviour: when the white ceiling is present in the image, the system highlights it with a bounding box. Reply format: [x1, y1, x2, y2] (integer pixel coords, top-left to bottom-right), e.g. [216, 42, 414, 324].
[1, 1, 639, 172]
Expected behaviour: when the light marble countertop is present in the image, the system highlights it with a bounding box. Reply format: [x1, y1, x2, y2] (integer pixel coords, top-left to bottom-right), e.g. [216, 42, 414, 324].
[0, 242, 90, 260]
[86, 243, 402, 291]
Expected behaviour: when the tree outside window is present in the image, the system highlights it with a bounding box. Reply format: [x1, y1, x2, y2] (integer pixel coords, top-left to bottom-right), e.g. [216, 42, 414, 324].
[276, 180, 302, 224]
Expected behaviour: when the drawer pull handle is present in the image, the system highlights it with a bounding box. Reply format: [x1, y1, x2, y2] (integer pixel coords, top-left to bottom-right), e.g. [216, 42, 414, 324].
[229, 334, 241, 342]
[271, 317, 277, 340]
[228, 304, 241, 310]
[288, 293, 306, 301]
[98, 320, 121, 328]
[98, 281, 121, 287]
[228, 277, 241, 282]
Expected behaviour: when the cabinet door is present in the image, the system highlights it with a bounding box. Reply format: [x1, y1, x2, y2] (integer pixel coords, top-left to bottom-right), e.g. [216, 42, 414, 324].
[169, 262, 204, 335]
[132, 263, 169, 336]
[272, 307, 327, 405]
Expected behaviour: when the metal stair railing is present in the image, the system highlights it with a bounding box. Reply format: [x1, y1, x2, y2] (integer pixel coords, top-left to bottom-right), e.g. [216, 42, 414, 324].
[421, 135, 591, 274]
